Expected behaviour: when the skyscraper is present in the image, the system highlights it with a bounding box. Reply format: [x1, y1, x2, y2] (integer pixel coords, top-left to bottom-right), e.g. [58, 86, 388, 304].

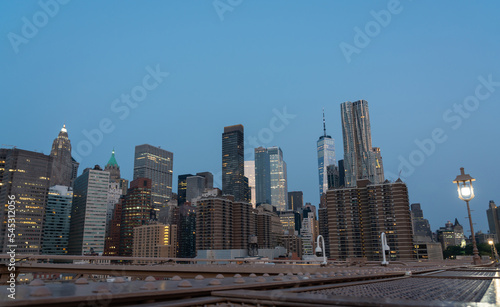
[487, 201, 500, 241]
[0, 149, 52, 254]
[42, 185, 73, 255]
[222, 125, 245, 201]
[133, 144, 173, 208]
[269, 147, 288, 211]
[326, 179, 413, 261]
[317, 110, 336, 197]
[177, 203, 196, 258]
[177, 174, 193, 206]
[341, 100, 384, 187]
[255, 147, 271, 205]
[410, 203, 433, 242]
[244, 161, 256, 207]
[50, 125, 79, 186]
[119, 178, 153, 256]
[196, 172, 214, 190]
[68, 166, 109, 255]
[186, 175, 205, 203]
[288, 191, 303, 211]
[255, 146, 288, 211]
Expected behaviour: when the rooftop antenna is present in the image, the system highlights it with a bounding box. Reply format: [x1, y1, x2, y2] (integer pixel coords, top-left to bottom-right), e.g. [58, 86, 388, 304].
[322, 108, 327, 137]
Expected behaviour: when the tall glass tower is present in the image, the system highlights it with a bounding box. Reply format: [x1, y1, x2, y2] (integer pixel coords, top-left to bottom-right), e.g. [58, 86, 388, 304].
[222, 125, 246, 201]
[317, 110, 336, 198]
[255, 146, 287, 211]
[341, 100, 384, 187]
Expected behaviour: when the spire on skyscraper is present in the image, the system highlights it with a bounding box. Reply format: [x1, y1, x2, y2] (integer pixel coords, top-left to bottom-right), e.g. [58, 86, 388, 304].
[106, 148, 119, 167]
[323, 108, 326, 137]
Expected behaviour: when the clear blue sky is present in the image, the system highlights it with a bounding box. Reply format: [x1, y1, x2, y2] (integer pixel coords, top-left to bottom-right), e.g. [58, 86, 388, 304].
[1, 1, 499, 234]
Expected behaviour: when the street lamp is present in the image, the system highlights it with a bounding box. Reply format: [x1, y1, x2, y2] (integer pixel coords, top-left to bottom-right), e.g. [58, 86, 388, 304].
[488, 239, 499, 263]
[488, 239, 494, 261]
[453, 167, 481, 265]
[315, 235, 327, 266]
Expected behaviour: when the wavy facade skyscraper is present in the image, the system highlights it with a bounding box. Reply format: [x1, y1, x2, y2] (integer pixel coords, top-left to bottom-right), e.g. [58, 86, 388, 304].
[341, 100, 384, 187]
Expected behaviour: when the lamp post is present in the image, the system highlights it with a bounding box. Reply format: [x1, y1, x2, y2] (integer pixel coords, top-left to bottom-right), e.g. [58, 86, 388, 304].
[488, 239, 494, 261]
[315, 235, 327, 266]
[381, 232, 390, 266]
[489, 239, 499, 263]
[453, 167, 481, 265]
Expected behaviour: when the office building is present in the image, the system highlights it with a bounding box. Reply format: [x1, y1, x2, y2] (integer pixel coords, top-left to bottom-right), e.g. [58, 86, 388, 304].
[0, 148, 52, 254]
[278, 210, 301, 233]
[436, 219, 466, 250]
[42, 185, 73, 255]
[317, 110, 336, 197]
[222, 125, 246, 201]
[177, 174, 192, 206]
[487, 201, 500, 242]
[269, 147, 288, 211]
[255, 147, 271, 205]
[256, 204, 282, 249]
[119, 178, 153, 256]
[255, 146, 288, 211]
[177, 203, 196, 258]
[411, 203, 433, 243]
[68, 166, 109, 255]
[287, 191, 303, 211]
[186, 175, 205, 203]
[326, 179, 413, 261]
[232, 201, 254, 250]
[338, 159, 345, 187]
[196, 172, 214, 190]
[327, 165, 340, 189]
[244, 161, 256, 207]
[341, 100, 384, 187]
[133, 223, 177, 260]
[50, 125, 78, 186]
[133, 144, 173, 208]
[103, 199, 123, 256]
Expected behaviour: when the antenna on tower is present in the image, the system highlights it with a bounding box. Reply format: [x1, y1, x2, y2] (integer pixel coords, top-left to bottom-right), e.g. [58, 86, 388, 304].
[322, 108, 327, 137]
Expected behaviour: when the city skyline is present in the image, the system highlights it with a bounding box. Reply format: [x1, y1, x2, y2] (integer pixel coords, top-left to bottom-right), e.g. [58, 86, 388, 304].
[1, 1, 499, 235]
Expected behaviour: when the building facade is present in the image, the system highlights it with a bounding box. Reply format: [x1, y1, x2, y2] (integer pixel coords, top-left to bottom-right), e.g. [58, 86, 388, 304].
[255, 146, 288, 211]
[487, 200, 500, 243]
[244, 161, 256, 207]
[326, 179, 413, 261]
[341, 100, 384, 187]
[42, 185, 73, 255]
[222, 125, 246, 201]
[119, 178, 153, 256]
[133, 144, 173, 208]
[50, 125, 78, 186]
[196, 194, 233, 251]
[0, 148, 53, 254]
[68, 166, 109, 255]
[287, 191, 303, 212]
[133, 223, 177, 259]
[177, 203, 196, 258]
[411, 203, 433, 243]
